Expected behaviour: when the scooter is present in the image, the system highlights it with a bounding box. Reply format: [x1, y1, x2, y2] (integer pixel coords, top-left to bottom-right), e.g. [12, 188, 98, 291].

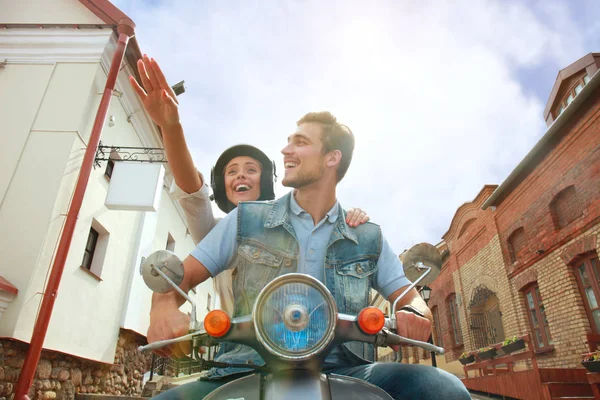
[139, 243, 444, 400]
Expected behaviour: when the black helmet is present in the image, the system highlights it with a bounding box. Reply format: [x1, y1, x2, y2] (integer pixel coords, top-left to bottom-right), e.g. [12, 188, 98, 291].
[210, 144, 276, 213]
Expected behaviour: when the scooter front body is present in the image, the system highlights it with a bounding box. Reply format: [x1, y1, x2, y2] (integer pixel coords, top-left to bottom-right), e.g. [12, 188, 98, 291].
[204, 370, 393, 400]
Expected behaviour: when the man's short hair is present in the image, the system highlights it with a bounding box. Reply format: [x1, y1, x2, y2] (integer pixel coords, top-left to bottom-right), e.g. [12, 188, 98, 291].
[297, 111, 355, 182]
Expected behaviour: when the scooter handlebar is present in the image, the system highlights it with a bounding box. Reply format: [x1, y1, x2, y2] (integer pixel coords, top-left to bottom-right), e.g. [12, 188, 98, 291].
[381, 317, 445, 354]
[137, 332, 200, 353]
[380, 329, 445, 355]
[137, 315, 253, 354]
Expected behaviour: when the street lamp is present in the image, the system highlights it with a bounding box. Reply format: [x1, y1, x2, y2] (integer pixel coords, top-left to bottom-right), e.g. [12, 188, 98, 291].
[420, 285, 432, 303]
[419, 285, 437, 368]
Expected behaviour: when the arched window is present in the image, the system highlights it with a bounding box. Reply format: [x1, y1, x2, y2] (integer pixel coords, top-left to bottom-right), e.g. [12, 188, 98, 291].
[447, 294, 463, 346]
[522, 283, 553, 351]
[573, 255, 600, 333]
[507, 227, 526, 264]
[431, 306, 443, 347]
[550, 186, 581, 229]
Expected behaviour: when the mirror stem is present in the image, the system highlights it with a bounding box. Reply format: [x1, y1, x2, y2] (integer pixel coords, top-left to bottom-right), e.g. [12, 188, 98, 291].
[150, 263, 199, 331]
[391, 263, 431, 320]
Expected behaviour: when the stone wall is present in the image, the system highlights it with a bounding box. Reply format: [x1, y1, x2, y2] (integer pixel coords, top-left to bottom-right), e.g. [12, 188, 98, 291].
[0, 329, 152, 400]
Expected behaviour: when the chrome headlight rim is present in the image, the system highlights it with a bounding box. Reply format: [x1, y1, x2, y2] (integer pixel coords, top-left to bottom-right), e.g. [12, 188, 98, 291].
[252, 273, 337, 361]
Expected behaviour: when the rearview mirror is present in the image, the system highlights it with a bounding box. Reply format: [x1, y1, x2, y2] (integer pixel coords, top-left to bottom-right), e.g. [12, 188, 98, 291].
[141, 250, 184, 293]
[402, 242, 442, 287]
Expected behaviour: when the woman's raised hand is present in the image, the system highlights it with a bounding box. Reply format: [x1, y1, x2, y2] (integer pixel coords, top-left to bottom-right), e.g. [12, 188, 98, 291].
[129, 55, 180, 129]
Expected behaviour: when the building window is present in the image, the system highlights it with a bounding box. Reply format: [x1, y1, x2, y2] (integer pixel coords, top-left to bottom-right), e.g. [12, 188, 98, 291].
[556, 75, 591, 118]
[523, 284, 553, 351]
[207, 293, 212, 311]
[432, 306, 443, 347]
[566, 93, 574, 106]
[105, 159, 115, 179]
[447, 295, 463, 346]
[166, 233, 176, 252]
[80, 220, 109, 279]
[550, 186, 581, 229]
[104, 150, 121, 180]
[574, 256, 600, 333]
[82, 228, 99, 270]
[507, 227, 526, 264]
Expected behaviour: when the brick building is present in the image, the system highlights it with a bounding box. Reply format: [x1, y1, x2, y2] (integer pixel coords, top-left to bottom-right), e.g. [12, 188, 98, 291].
[429, 51, 600, 378]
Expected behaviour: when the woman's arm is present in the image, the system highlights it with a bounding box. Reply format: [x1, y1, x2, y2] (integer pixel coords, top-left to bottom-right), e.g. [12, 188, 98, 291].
[170, 177, 218, 244]
[129, 55, 202, 194]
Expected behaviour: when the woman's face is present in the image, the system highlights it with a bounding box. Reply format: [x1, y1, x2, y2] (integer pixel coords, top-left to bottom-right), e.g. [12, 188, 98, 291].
[224, 156, 263, 206]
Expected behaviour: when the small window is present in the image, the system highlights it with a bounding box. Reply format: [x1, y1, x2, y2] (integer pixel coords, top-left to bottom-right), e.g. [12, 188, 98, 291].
[557, 106, 564, 116]
[432, 306, 443, 347]
[523, 284, 553, 351]
[104, 150, 120, 180]
[550, 186, 581, 229]
[207, 293, 212, 311]
[82, 228, 99, 270]
[584, 75, 591, 85]
[574, 256, 600, 333]
[566, 93, 574, 106]
[447, 295, 463, 346]
[166, 233, 176, 252]
[104, 159, 115, 179]
[81, 220, 109, 279]
[507, 227, 526, 264]
[575, 83, 583, 95]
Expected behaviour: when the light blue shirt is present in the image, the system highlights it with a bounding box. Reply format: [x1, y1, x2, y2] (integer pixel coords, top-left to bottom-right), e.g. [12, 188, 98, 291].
[288, 193, 337, 283]
[191, 195, 410, 299]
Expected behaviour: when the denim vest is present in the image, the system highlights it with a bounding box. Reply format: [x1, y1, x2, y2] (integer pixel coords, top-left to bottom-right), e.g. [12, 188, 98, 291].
[203, 193, 382, 379]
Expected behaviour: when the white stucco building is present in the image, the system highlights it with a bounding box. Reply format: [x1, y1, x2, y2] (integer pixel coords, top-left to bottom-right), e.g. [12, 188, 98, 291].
[0, 1, 216, 396]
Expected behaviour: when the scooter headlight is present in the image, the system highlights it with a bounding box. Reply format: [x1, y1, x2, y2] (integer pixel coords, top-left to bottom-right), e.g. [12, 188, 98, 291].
[253, 273, 337, 361]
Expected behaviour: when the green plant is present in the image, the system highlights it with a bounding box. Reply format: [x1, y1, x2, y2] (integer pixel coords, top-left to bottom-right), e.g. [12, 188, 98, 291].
[459, 352, 471, 359]
[502, 336, 520, 346]
[478, 346, 494, 352]
[583, 351, 600, 362]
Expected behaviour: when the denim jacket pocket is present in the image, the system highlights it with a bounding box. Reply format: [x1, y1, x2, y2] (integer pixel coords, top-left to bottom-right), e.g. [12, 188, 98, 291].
[335, 259, 377, 279]
[238, 243, 283, 267]
[333, 259, 377, 314]
[236, 243, 287, 312]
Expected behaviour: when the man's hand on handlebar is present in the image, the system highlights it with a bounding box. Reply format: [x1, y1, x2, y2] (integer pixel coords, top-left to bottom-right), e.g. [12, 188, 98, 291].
[389, 310, 433, 352]
[148, 306, 192, 358]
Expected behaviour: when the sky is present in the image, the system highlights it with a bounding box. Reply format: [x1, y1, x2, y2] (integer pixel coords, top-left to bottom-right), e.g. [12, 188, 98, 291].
[113, 0, 600, 253]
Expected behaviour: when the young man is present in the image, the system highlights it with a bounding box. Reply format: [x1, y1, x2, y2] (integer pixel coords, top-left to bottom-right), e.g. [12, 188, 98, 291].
[150, 112, 470, 399]
[130, 57, 370, 323]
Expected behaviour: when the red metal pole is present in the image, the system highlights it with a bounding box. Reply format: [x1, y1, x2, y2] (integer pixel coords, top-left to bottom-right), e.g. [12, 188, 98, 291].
[14, 29, 131, 400]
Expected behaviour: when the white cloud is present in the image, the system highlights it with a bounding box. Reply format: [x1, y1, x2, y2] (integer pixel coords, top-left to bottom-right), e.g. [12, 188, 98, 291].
[115, 0, 589, 251]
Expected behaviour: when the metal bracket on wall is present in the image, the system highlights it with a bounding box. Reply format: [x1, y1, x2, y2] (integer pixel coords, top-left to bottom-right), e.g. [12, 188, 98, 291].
[94, 141, 168, 168]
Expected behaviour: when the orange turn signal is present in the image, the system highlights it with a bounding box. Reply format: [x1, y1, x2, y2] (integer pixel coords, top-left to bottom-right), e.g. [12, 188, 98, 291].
[358, 307, 385, 335]
[204, 310, 231, 338]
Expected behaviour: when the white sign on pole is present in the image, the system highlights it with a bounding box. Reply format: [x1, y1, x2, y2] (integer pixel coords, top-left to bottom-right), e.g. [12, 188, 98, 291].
[105, 162, 165, 212]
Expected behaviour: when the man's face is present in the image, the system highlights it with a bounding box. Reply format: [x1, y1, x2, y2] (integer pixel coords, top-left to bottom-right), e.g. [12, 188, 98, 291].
[224, 156, 262, 205]
[281, 122, 326, 188]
